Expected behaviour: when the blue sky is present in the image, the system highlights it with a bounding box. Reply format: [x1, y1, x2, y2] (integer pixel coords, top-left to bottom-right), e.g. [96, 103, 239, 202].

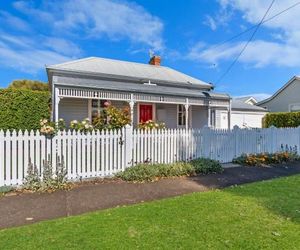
[0, 0, 300, 100]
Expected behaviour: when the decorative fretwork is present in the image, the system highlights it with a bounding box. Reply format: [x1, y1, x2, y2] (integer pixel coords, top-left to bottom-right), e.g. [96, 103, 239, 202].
[58, 87, 229, 107]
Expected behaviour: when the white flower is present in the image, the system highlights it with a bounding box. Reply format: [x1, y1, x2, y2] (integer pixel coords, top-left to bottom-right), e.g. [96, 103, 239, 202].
[84, 124, 89, 129]
[71, 120, 78, 124]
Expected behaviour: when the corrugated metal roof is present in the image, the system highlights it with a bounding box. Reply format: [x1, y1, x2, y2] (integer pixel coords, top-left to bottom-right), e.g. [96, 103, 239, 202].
[235, 96, 257, 103]
[56, 76, 229, 99]
[232, 99, 267, 111]
[48, 57, 212, 88]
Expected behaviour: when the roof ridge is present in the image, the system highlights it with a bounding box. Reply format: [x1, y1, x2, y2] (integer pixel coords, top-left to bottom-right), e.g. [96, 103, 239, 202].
[47, 57, 98, 68]
[50, 56, 168, 69]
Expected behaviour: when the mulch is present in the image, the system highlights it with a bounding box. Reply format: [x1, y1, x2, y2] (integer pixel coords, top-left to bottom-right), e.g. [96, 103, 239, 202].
[1, 162, 300, 230]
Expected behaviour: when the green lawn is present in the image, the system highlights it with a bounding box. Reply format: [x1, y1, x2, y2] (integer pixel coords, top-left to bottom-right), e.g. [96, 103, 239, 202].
[1, 175, 300, 249]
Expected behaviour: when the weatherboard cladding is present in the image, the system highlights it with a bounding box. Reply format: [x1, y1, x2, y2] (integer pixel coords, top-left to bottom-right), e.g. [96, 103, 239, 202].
[48, 57, 212, 88]
[55, 75, 229, 100]
[59, 98, 89, 125]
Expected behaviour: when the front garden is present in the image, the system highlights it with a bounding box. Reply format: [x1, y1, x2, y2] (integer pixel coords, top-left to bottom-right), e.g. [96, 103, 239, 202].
[0, 174, 299, 249]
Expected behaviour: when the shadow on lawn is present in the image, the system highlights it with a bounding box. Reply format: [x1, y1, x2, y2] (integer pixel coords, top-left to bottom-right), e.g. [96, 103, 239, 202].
[190, 163, 300, 223]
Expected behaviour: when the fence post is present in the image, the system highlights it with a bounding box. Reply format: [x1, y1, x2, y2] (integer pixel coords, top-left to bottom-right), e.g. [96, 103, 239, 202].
[124, 124, 133, 168]
[270, 125, 275, 153]
[233, 125, 239, 158]
[298, 126, 300, 155]
[0, 130, 4, 187]
[202, 126, 211, 158]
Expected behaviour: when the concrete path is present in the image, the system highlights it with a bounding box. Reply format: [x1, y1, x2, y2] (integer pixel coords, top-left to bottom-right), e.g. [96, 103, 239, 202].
[1, 163, 300, 229]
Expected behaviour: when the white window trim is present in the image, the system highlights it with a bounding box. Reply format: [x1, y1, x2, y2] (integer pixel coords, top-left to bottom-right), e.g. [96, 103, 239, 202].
[289, 103, 300, 112]
[177, 104, 192, 128]
[88, 99, 108, 121]
[177, 104, 185, 127]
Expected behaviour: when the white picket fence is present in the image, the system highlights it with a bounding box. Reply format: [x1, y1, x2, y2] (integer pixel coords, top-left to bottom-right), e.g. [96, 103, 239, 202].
[1, 126, 300, 186]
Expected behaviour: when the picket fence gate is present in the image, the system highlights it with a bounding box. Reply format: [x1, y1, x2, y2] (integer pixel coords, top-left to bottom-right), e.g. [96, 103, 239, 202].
[1, 125, 300, 186]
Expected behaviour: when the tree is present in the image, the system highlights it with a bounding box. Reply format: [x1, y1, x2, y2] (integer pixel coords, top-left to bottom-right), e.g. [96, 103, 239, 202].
[8, 80, 49, 91]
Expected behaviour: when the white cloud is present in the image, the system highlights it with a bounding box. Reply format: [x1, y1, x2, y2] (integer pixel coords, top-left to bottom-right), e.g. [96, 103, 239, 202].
[14, 0, 164, 51]
[0, 11, 31, 32]
[0, 32, 75, 73]
[0, 43, 72, 73]
[203, 15, 217, 31]
[43, 38, 81, 56]
[0, 0, 164, 73]
[202, 1, 233, 31]
[190, 0, 300, 68]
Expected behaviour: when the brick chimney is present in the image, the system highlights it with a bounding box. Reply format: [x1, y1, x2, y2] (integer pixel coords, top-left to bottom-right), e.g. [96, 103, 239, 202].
[149, 55, 161, 66]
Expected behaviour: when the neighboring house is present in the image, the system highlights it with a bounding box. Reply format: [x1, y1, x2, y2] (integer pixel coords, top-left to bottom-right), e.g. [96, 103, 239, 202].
[46, 56, 231, 129]
[257, 76, 300, 112]
[230, 97, 267, 128]
[234, 96, 258, 105]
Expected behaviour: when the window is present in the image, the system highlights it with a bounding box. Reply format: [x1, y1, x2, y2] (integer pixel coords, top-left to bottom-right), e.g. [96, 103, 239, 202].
[178, 104, 186, 126]
[210, 110, 216, 127]
[289, 103, 300, 112]
[91, 100, 107, 122]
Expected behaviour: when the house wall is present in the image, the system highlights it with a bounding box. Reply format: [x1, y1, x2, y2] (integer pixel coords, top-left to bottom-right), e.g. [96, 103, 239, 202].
[59, 98, 89, 125]
[258, 79, 300, 112]
[156, 104, 178, 128]
[192, 106, 208, 128]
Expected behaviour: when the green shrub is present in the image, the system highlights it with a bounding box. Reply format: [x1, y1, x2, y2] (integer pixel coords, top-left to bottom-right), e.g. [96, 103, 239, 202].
[115, 158, 223, 182]
[115, 164, 161, 182]
[0, 186, 14, 195]
[263, 112, 300, 128]
[0, 89, 50, 130]
[190, 158, 224, 174]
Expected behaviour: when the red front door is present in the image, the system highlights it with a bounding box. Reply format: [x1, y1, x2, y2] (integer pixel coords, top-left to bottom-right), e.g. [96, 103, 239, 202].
[139, 104, 153, 123]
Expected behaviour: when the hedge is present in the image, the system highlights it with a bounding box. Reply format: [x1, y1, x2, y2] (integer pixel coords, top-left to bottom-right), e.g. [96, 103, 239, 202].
[263, 112, 300, 128]
[0, 89, 50, 130]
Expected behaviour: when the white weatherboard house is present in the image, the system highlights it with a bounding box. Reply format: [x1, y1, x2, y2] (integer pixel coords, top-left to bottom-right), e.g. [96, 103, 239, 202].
[231, 97, 267, 128]
[46, 56, 232, 129]
[258, 76, 300, 112]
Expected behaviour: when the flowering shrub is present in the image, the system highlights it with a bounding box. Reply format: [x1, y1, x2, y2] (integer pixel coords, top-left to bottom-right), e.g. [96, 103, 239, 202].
[40, 118, 66, 135]
[138, 120, 166, 130]
[232, 151, 300, 166]
[70, 118, 94, 132]
[93, 106, 131, 130]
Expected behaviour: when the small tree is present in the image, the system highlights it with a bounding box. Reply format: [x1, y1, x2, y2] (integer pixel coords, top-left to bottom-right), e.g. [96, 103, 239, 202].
[8, 80, 49, 91]
[93, 106, 131, 130]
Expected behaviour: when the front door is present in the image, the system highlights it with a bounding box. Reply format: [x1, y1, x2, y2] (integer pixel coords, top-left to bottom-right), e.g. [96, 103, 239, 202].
[139, 104, 153, 123]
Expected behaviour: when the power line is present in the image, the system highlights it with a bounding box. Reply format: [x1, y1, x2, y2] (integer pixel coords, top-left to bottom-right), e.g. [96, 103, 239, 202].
[211, 1, 300, 51]
[215, 0, 276, 84]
